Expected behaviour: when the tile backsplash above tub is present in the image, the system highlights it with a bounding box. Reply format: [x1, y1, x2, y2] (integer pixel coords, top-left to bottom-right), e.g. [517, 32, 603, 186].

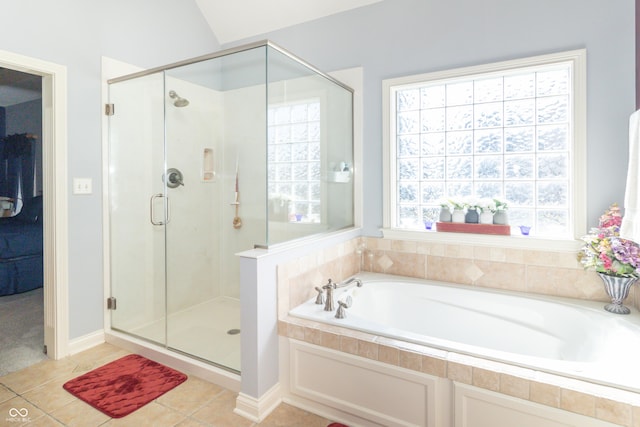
[277, 236, 633, 318]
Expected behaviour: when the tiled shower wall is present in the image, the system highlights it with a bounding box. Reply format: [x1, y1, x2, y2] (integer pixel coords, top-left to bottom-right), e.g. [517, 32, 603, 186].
[278, 236, 637, 316]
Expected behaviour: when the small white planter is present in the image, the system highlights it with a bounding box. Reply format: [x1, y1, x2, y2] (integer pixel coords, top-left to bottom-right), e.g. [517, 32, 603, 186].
[452, 209, 465, 223]
[493, 210, 508, 225]
[439, 206, 452, 222]
[479, 211, 493, 224]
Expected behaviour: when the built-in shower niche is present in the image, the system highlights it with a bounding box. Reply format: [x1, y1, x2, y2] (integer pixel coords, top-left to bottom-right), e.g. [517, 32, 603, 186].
[107, 41, 354, 374]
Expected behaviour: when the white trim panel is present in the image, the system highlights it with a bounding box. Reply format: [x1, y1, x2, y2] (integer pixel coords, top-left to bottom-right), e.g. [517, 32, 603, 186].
[289, 339, 449, 427]
[454, 382, 618, 427]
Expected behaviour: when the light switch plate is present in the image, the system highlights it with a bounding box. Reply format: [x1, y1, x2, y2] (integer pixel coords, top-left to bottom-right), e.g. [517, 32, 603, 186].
[73, 178, 92, 195]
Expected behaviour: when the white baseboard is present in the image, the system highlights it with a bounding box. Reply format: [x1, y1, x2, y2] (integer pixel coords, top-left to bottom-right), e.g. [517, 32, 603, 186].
[67, 330, 105, 355]
[234, 383, 282, 423]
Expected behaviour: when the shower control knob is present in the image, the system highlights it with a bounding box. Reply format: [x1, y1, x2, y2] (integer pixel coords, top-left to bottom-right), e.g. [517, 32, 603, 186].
[164, 168, 184, 188]
[169, 173, 181, 185]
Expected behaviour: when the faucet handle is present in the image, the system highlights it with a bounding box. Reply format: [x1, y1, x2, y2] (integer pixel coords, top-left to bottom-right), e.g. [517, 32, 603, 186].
[338, 295, 353, 308]
[335, 295, 353, 319]
[314, 286, 325, 305]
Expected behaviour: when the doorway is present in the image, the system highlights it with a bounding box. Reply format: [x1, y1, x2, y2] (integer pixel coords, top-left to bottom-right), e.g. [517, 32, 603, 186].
[0, 68, 45, 375]
[0, 48, 69, 366]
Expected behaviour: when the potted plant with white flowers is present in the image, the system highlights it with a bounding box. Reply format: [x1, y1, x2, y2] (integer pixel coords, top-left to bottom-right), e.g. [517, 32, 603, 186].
[477, 199, 496, 224]
[438, 201, 452, 222]
[492, 199, 509, 225]
[449, 199, 466, 223]
[463, 198, 479, 223]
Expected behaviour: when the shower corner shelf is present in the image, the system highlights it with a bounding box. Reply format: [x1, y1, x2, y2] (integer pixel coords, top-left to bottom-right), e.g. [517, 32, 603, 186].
[327, 171, 351, 183]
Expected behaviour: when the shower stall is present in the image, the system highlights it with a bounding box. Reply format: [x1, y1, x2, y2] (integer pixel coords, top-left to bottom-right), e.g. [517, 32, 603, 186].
[107, 41, 354, 374]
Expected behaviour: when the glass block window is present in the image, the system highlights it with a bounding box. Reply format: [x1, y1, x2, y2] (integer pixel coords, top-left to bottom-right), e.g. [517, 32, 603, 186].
[386, 53, 584, 238]
[268, 99, 321, 222]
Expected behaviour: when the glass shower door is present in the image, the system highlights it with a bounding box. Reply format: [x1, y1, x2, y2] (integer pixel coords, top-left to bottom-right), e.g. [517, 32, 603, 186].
[162, 48, 267, 372]
[162, 70, 229, 366]
[108, 72, 167, 345]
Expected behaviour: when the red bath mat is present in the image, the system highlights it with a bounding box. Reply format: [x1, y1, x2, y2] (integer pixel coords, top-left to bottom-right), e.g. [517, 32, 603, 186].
[63, 354, 187, 418]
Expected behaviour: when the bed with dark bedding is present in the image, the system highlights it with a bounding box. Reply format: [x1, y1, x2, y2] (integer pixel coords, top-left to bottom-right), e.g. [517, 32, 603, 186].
[0, 196, 43, 296]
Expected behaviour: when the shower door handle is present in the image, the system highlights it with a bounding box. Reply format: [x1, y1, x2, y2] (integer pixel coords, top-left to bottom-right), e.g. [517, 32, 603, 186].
[150, 193, 171, 225]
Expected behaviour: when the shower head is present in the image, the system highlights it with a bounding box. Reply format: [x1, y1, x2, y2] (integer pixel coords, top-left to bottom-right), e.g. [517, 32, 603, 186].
[168, 90, 189, 107]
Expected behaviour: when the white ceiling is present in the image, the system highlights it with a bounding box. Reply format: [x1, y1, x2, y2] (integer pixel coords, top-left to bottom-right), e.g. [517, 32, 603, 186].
[194, 0, 382, 45]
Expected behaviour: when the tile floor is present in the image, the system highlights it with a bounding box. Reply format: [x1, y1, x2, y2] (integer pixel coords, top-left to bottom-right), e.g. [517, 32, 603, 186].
[0, 343, 334, 426]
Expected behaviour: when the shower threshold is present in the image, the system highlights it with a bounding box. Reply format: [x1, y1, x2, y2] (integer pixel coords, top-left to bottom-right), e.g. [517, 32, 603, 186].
[123, 296, 241, 373]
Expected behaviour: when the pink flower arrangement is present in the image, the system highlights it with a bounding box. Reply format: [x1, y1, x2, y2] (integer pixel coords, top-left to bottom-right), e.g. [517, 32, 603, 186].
[578, 203, 640, 278]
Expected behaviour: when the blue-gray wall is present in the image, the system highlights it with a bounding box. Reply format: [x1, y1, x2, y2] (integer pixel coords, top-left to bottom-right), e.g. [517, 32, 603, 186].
[0, 0, 635, 341]
[226, 0, 635, 236]
[0, 0, 219, 339]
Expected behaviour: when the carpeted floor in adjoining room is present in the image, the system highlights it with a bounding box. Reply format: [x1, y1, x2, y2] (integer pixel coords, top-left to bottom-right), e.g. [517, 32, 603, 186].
[0, 287, 47, 376]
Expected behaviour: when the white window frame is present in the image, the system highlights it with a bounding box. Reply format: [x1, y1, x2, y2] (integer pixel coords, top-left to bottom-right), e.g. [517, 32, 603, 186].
[382, 49, 587, 251]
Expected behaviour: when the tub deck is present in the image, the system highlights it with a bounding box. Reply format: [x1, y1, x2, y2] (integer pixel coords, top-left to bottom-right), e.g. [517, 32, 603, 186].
[289, 272, 640, 395]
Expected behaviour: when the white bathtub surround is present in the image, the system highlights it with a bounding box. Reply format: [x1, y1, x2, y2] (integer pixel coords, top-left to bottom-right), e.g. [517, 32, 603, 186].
[276, 236, 640, 426]
[284, 339, 452, 427]
[279, 315, 640, 426]
[289, 273, 640, 393]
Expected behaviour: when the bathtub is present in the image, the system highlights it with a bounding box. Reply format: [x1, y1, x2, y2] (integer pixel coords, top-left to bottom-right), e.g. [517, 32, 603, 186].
[289, 272, 640, 393]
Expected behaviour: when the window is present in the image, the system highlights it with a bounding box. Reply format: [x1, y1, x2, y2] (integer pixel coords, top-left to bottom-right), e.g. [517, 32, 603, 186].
[268, 99, 322, 223]
[383, 50, 586, 240]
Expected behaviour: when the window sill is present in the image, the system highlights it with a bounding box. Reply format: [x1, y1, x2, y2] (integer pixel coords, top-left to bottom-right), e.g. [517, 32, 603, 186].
[381, 227, 582, 253]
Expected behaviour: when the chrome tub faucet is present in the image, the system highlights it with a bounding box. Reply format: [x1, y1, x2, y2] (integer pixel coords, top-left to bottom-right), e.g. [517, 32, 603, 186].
[320, 277, 363, 313]
[322, 279, 336, 311]
[340, 277, 363, 288]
